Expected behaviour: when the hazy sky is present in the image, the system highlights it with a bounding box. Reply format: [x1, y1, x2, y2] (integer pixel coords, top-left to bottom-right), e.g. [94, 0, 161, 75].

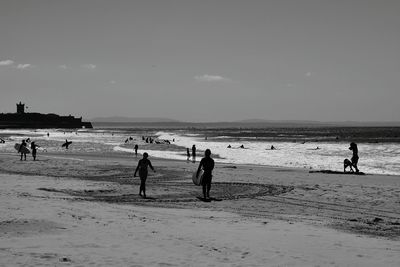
[1, 0, 399, 122]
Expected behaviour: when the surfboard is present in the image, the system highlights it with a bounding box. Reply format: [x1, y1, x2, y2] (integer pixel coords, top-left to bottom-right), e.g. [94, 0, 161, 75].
[61, 141, 73, 147]
[14, 143, 31, 154]
[192, 169, 204, 186]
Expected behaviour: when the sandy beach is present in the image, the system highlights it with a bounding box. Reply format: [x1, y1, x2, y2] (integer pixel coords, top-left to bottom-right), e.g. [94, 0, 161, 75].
[0, 149, 399, 266]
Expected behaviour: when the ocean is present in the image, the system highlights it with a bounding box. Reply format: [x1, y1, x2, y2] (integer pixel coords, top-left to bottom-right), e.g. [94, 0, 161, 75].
[1, 124, 400, 175]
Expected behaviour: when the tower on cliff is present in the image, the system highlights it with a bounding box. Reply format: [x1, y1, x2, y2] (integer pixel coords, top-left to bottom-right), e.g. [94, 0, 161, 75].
[16, 102, 25, 114]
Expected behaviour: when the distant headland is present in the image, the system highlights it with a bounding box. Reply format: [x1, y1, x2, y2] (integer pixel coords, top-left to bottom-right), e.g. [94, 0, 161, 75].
[0, 102, 92, 129]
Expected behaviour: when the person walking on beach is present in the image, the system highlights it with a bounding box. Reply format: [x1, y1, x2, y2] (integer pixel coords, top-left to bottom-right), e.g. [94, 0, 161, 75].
[30, 142, 39, 161]
[192, 145, 196, 162]
[197, 149, 215, 200]
[134, 144, 139, 156]
[18, 139, 27, 161]
[349, 142, 360, 173]
[134, 152, 156, 198]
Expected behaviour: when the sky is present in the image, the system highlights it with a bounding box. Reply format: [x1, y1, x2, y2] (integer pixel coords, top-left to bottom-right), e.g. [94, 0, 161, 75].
[1, 0, 399, 122]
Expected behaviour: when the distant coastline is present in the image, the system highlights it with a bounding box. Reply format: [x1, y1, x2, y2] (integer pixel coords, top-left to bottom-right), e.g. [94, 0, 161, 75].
[92, 117, 400, 129]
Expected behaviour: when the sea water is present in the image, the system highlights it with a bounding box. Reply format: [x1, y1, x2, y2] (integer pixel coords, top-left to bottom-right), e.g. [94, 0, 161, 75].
[1, 126, 399, 175]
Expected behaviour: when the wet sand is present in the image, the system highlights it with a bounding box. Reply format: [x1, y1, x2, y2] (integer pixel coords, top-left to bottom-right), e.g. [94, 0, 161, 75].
[0, 150, 399, 266]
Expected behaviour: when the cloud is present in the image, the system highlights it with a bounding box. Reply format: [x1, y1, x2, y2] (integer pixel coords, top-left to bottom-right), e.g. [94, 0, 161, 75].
[109, 80, 116, 84]
[0, 60, 14, 66]
[16, 64, 32, 69]
[194, 74, 232, 82]
[81, 64, 96, 70]
[58, 65, 68, 69]
[305, 72, 315, 77]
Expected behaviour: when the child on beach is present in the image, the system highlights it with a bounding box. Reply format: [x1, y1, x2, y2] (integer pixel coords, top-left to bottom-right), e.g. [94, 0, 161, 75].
[134, 152, 156, 198]
[197, 149, 215, 200]
[349, 142, 360, 173]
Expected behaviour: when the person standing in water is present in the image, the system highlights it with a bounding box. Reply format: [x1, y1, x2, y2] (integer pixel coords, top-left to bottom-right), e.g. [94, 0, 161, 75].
[134, 152, 155, 198]
[30, 142, 39, 161]
[134, 144, 139, 156]
[186, 148, 190, 161]
[197, 149, 215, 200]
[349, 142, 360, 173]
[191, 144, 196, 162]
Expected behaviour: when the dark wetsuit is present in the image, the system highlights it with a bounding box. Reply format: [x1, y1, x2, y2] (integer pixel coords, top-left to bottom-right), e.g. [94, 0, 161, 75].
[192, 145, 196, 160]
[199, 157, 215, 184]
[18, 141, 27, 160]
[31, 143, 38, 160]
[349, 143, 359, 172]
[136, 158, 154, 181]
[351, 147, 359, 165]
[198, 156, 215, 198]
[135, 158, 154, 198]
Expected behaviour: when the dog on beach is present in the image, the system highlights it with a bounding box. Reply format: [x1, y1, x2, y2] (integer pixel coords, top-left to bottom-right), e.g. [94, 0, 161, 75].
[343, 158, 354, 172]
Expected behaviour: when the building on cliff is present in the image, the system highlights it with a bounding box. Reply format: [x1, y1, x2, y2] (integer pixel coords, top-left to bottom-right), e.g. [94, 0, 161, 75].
[0, 102, 93, 129]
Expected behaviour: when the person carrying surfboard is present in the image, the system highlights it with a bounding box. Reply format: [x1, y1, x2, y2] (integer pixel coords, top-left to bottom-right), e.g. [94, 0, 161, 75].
[134, 152, 155, 198]
[18, 140, 28, 161]
[196, 149, 215, 200]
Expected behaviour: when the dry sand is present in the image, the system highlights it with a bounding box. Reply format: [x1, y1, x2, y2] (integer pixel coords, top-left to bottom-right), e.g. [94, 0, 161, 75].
[0, 150, 399, 266]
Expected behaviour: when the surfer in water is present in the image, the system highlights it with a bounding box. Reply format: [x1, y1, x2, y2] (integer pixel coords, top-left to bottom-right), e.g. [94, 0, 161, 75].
[349, 142, 360, 173]
[134, 152, 156, 198]
[18, 139, 27, 161]
[197, 149, 215, 200]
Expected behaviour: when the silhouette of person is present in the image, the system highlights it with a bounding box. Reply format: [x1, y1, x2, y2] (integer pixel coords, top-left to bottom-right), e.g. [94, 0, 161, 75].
[240, 144, 245, 149]
[47, 132, 50, 137]
[197, 149, 215, 200]
[271, 145, 275, 150]
[134, 144, 139, 156]
[187, 148, 190, 161]
[349, 142, 359, 173]
[63, 139, 71, 149]
[30, 142, 39, 161]
[192, 145, 196, 162]
[227, 145, 231, 148]
[134, 152, 155, 198]
[0, 138, 5, 143]
[18, 139, 27, 160]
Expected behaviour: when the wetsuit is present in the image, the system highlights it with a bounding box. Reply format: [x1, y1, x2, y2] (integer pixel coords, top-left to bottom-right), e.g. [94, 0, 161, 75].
[135, 158, 154, 198]
[198, 156, 215, 198]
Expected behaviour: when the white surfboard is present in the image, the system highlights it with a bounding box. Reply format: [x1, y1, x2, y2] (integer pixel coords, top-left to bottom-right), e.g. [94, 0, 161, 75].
[14, 143, 31, 154]
[192, 169, 204, 186]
